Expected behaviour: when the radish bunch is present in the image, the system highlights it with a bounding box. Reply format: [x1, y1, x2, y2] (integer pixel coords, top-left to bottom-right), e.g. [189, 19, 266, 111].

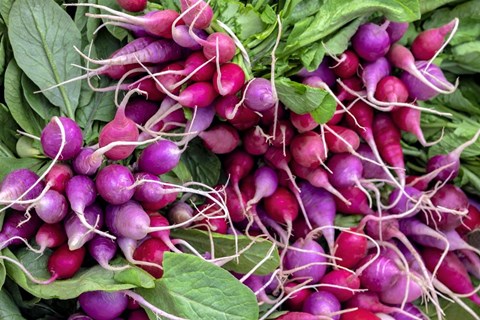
[1, 1, 478, 319]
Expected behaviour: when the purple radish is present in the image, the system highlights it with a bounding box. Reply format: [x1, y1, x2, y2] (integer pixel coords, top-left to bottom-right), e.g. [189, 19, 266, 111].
[198, 123, 240, 154]
[0, 169, 45, 211]
[137, 140, 181, 175]
[133, 172, 165, 204]
[79, 290, 128, 320]
[284, 237, 327, 284]
[352, 23, 391, 61]
[242, 127, 269, 155]
[65, 203, 104, 250]
[358, 254, 401, 292]
[0, 211, 41, 249]
[88, 235, 127, 271]
[302, 291, 341, 320]
[378, 272, 423, 304]
[41, 116, 83, 160]
[243, 78, 277, 112]
[246, 166, 278, 207]
[386, 21, 409, 43]
[168, 202, 194, 226]
[298, 58, 336, 87]
[96, 164, 135, 205]
[125, 98, 159, 126]
[34, 189, 68, 224]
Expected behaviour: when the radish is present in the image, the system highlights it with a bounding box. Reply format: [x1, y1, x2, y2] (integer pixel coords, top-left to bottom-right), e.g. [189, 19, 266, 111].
[0, 169, 45, 211]
[336, 77, 363, 101]
[386, 21, 409, 43]
[264, 187, 299, 225]
[133, 238, 170, 278]
[41, 116, 83, 160]
[133, 172, 165, 205]
[215, 95, 260, 128]
[168, 202, 195, 226]
[44, 163, 73, 193]
[335, 186, 374, 215]
[426, 129, 480, 182]
[290, 112, 319, 133]
[331, 50, 359, 79]
[273, 312, 318, 320]
[35, 223, 67, 253]
[321, 269, 361, 302]
[268, 120, 296, 149]
[284, 282, 313, 311]
[96, 164, 135, 205]
[32, 189, 68, 224]
[116, 0, 147, 12]
[224, 149, 254, 212]
[137, 140, 181, 176]
[65, 204, 104, 250]
[302, 291, 341, 319]
[48, 244, 86, 280]
[88, 235, 128, 271]
[352, 22, 391, 61]
[243, 78, 277, 112]
[179, 0, 213, 29]
[388, 44, 456, 98]
[378, 272, 423, 304]
[374, 76, 409, 108]
[242, 127, 269, 155]
[290, 132, 327, 168]
[457, 204, 480, 236]
[391, 303, 428, 320]
[125, 98, 159, 126]
[284, 237, 327, 284]
[246, 166, 279, 208]
[172, 24, 208, 50]
[357, 254, 401, 292]
[392, 107, 434, 147]
[422, 247, 480, 305]
[79, 290, 128, 320]
[72, 148, 102, 176]
[411, 18, 458, 60]
[199, 123, 240, 154]
[298, 58, 336, 87]
[298, 182, 336, 252]
[0, 210, 41, 249]
[128, 310, 149, 320]
[324, 126, 360, 153]
[340, 309, 380, 320]
[213, 63, 245, 96]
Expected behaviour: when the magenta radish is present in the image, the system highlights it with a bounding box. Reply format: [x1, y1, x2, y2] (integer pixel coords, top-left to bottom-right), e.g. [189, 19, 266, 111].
[199, 123, 240, 154]
[180, 0, 213, 29]
[290, 112, 319, 133]
[246, 166, 278, 207]
[158, 81, 218, 108]
[345, 292, 404, 315]
[411, 18, 458, 60]
[268, 120, 295, 148]
[242, 127, 269, 155]
[215, 95, 260, 128]
[352, 23, 391, 61]
[224, 149, 254, 201]
[388, 44, 456, 98]
[133, 237, 169, 278]
[378, 272, 423, 304]
[321, 269, 361, 302]
[358, 254, 401, 292]
[299, 182, 336, 251]
[0, 211, 41, 249]
[422, 247, 480, 305]
[276, 312, 318, 320]
[324, 125, 360, 153]
[341, 309, 380, 320]
[290, 131, 327, 168]
[335, 186, 374, 215]
[98, 91, 139, 161]
[0, 169, 45, 211]
[48, 244, 85, 279]
[65, 204, 104, 250]
[331, 50, 359, 79]
[137, 140, 181, 175]
[420, 184, 468, 230]
[185, 51, 215, 82]
[128, 310, 149, 320]
[374, 76, 409, 108]
[392, 107, 432, 146]
[426, 129, 480, 181]
[125, 98, 159, 125]
[116, 0, 146, 12]
[213, 63, 245, 96]
[391, 304, 428, 320]
[327, 153, 364, 189]
[327, 105, 345, 126]
[291, 162, 350, 205]
[284, 237, 327, 284]
[79, 290, 128, 320]
[336, 77, 363, 101]
[264, 187, 299, 224]
[302, 290, 341, 319]
[44, 163, 73, 193]
[88, 235, 127, 271]
[386, 21, 409, 43]
[388, 186, 422, 217]
[34, 189, 68, 224]
[284, 283, 313, 311]
[35, 223, 67, 252]
[96, 164, 135, 205]
[372, 113, 405, 182]
[334, 227, 368, 269]
[243, 78, 276, 112]
[41, 116, 83, 160]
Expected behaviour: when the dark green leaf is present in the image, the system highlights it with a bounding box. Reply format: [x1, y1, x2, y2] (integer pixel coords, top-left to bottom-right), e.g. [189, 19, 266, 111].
[334, 214, 363, 228]
[0, 289, 25, 320]
[282, 0, 420, 57]
[181, 139, 221, 186]
[171, 229, 280, 275]
[8, 0, 82, 119]
[0, 157, 45, 181]
[0, 36, 6, 77]
[137, 252, 259, 320]
[3, 249, 138, 299]
[276, 77, 336, 123]
[420, 0, 459, 14]
[3, 60, 44, 135]
[449, 41, 480, 73]
[0, 103, 19, 157]
[21, 74, 60, 121]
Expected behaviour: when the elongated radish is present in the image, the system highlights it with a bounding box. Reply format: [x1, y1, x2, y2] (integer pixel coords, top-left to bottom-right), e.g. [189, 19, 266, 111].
[411, 18, 458, 60]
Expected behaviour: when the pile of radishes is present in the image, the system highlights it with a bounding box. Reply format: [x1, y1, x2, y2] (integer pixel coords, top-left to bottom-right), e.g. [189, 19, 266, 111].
[1, 0, 479, 319]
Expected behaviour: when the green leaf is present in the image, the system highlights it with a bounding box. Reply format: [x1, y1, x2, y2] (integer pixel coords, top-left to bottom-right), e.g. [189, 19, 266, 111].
[3, 249, 138, 300]
[0, 103, 19, 157]
[180, 139, 221, 187]
[114, 267, 156, 289]
[420, 0, 458, 14]
[282, 0, 420, 57]
[3, 60, 45, 135]
[275, 77, 336, 123]
[137, 252, 259, 320]
[97, 0, 129, 40]
[214, 1, 267, 40]
[21, 74, 60, 121]
[449, 41, 480, 73]
[0, 36, 6, 78]
[171, 229, 280, 275]
[0, 0, 14, 25]
[428, 124, 480, 158]
[8, 0, 82, 119]
[0, 157, 45, 180]
[0, 289, 25, 320]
